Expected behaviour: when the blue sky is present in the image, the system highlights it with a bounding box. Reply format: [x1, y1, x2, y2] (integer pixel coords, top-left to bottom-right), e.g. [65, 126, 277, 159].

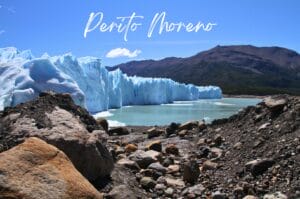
[0, 0, 299, 66]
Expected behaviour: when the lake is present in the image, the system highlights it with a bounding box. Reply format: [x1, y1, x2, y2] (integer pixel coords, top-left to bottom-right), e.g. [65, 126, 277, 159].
[93, 98, 261, 126]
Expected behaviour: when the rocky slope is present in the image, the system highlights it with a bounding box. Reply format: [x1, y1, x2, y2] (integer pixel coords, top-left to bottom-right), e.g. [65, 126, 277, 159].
[0, 93, 299, 199]
[102, 95, 299, 198]
[109, 45, 300, 95]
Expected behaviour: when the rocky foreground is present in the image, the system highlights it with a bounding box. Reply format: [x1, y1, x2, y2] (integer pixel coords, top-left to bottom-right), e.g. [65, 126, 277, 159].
[0, 93, 299, 199]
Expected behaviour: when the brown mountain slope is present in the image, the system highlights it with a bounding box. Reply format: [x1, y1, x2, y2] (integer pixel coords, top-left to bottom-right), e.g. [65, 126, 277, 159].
[108, 45, 300, 95]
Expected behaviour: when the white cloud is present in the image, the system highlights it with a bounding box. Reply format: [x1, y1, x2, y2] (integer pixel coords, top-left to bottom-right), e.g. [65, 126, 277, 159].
[106, 48, 141, 58]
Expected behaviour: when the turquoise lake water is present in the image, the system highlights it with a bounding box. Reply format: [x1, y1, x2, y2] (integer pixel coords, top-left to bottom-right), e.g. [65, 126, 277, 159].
[94, 98, 261, 126]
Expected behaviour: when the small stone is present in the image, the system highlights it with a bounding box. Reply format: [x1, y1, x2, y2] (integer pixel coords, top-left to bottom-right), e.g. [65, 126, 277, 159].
[117, 158, 140, 171]
[197, 138, 206, 146]
[147, 140, 162, 152]
[243, 196, 259, 199]
[214, 134, 224, 146]
[258, 123, 271, 131]
[147, 127, 164, 139]
[167, 164, 180, 174]
[115, 146, 125, 155]
[162, 157, 174, 167]
[233, 142, 242, 149]
[245, 158, 275, 176]
[140, 177, 156, 189]
[198, 121, 207, 131]
[212, 191, 227, 199]
[155, 183, 166, 190]
[107, 185, 136, 199]
[178, 130, 188, 137]
[125, 144, 138, 153]
[165, 144, 179, 155]
[165, 187, 174, 196]
[182, 184, 205, 196]
[148, 162, 167, 174]
[210, 147, 223, 159]
[165, 177, 185, 187]
[108, 127, 129, 135]
[263, 192, 288, 199]
[178, 121, 199, 131]
[183, 160, 200, 184]
[96, 118, 109, 132]
[202, 160, 218, 171]
[166, 123, 179, 137]
[129, 150, 157, 168]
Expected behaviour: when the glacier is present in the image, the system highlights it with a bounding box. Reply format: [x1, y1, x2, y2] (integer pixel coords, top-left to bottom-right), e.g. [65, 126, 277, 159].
[0, 47, 222, 112]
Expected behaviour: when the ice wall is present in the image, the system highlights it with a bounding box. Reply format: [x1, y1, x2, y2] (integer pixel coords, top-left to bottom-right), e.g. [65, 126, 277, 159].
[0, 47, 222, 112]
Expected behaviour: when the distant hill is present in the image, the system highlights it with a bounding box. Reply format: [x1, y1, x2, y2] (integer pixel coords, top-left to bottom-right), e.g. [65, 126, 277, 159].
[108, 45, 300, 95]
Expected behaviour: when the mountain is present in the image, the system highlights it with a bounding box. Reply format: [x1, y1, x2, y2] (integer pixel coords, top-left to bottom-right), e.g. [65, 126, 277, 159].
[109, 45, 300, 95]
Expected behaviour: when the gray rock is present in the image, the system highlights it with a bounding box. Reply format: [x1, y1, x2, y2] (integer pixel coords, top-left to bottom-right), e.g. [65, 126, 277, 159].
[148, 162, 167, 174]
[182, 184, 205, 196]
[117, 158, 140, 171]
[129, 150, 157, 168]
[107, 185, 137, 199]
[140, 177, 156, 189]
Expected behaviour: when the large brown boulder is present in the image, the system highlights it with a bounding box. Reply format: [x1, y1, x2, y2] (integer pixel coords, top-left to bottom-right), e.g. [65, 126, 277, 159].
[0, 137, 103, 199]
[0, 92, 114, 182]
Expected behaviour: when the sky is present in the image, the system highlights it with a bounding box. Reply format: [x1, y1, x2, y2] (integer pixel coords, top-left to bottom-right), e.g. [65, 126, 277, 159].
[0, 0, 299, 66]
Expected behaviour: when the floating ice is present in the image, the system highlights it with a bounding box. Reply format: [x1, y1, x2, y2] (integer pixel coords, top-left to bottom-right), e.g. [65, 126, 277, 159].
[0, 47, 222, 112]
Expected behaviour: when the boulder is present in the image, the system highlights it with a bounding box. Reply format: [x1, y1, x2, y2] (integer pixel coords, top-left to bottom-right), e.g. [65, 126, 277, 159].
[0, 93, 114, 182]
[108, 127, 130, 136]
[0, 137, 103, 199]
[263, 97, 287, 113]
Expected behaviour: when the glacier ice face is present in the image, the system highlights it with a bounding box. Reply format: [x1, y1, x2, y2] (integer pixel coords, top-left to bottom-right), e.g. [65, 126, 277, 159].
[0, 47, 222, 112]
